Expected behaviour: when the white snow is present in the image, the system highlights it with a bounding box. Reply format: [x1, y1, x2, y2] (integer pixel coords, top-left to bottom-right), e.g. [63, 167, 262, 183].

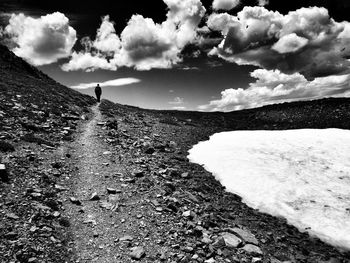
[188, 129, 350, 250]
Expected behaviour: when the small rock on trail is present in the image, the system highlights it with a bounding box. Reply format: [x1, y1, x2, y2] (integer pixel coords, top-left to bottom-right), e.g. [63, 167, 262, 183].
[0, 164, 9, 182]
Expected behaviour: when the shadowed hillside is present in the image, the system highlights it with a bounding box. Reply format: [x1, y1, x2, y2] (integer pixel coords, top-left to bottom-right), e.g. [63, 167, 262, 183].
[0, 45, 95, 262]
[0, 44, 95, 144]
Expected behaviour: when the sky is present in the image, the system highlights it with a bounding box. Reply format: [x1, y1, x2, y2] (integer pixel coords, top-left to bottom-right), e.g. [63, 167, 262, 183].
[0, 0, 350, 111]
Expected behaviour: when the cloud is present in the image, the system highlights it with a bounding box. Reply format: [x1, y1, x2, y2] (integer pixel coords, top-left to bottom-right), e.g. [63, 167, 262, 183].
[169, 96, 185, 105]
[171, 106, 186, 110]
[257, 0, 269, 6]
[113, 14, 180, 70]
[93, 15, 121, 53]
[272, 33, 309, 54]
[61, 51, 117, 72]
[212, 0, 240, 11]
[3, 12, 76, 66]
[71, 78, 141, 89]
[207, 6, 350, 78]
[199, 69, 350, 111]
[62, 0, 206, 71]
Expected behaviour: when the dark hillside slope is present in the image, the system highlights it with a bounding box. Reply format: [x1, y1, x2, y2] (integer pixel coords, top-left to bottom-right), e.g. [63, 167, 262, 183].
[0, 44, 95, 144]
[0, 45, 94, 262]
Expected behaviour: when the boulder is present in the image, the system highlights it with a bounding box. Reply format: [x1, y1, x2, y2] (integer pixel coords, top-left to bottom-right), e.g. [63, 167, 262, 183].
[130, 246, 145, 260]
[241, 244, 263, 256]
[221, 232, 242, 248]
[228, 227, 259, 245]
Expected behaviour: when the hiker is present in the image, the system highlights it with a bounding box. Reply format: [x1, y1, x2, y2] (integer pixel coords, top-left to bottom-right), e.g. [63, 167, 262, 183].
[95, 84, 102, 102]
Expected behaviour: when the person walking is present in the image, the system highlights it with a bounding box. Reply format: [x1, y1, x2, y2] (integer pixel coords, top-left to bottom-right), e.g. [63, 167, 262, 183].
[95, 84, 102, 102]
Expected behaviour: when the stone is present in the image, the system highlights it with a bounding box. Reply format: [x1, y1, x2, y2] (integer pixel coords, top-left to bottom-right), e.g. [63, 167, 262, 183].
[120, 235, 133, 242]
[201, 236, 212, 245]
[51, 162, 62, 169]
[100, 201, 113, 210]
[103, 151, 112, 155]
[212, 237, 225, 249]
[183, 246, 194, 253]
[144, 147, 155, 154]
[182, 210, 196, 219]
[0, 164, 9, 182]
[130, 246, 145, 260]
[106, 188, 117, 194]
[221, 232, 242, 248]
[6, 213, 19, 220]
[55, 184, 68, 191]
[241, 244, 263, 256]
[228, 227, 259, 245]
[90, 192, 100, 201]
[181, 172, 189, 178]
[133, 170, 144, 178]
[69, 197, 82, 205]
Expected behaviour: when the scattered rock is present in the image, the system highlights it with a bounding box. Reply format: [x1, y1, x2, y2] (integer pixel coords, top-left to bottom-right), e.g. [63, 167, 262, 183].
[120, 235, 133, 242]
[51, 162, 62, 169]
[221, 232, 242, 248]
[181, 172, 189, 178]
[90, 192, 100, 201]
[133, 170, 144, 178]
[106, 187, 117, 194]
[0, 164, 9, 182]
[212, 236, 226, 249]
[6, 213, 19, 220]
[59, 217, 70, 227]
[129, 246, 145, 260]
[241, 244, 263, 256]
[144, 147, 155, 154]
[182, 210, 196, 219]
[69, 197, 82, 205]
[227, 227, 259, 245]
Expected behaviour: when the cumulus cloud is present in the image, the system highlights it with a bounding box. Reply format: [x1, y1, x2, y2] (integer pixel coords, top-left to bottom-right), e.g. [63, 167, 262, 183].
[3, 12, 76, 66]
[212, 0, 240, 11]
[93, 15, 121, 53]
[71, 78, 141, 89]
[207, 6, 350, 78]
[61, 51, 117, 72]
[199, 69, 350, 111]
[169, 96, 185, 105]
[272, 33, 309, 54]
[62, 0, 206, 71]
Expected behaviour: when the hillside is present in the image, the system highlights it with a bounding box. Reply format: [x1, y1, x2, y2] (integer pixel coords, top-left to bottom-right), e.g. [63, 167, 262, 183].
[0, 44, 94, 262]
[1, 44, 350, 262]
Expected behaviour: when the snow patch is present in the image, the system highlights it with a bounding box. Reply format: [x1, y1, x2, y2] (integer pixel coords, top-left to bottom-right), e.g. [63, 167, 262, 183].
[188, 129, 350, 250]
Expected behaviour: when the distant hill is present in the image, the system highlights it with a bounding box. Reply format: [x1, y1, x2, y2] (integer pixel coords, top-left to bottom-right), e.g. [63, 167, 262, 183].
[1, 43, 350, 135]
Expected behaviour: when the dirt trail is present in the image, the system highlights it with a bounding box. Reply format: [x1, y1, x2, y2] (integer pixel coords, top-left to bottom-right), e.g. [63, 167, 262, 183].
[64, 104, 127, 262]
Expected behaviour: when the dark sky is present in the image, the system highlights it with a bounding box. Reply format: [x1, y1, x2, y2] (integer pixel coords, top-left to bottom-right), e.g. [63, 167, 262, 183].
[1, 0, 350, 111]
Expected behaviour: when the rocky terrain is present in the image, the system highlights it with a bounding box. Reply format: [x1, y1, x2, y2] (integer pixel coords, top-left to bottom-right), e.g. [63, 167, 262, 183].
[1, 44, 350, 262]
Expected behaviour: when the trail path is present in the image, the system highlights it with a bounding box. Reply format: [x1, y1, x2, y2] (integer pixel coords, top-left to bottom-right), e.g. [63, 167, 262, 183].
[62, 104, 150, 262]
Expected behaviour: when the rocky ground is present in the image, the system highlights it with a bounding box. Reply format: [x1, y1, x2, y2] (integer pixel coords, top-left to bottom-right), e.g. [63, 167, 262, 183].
[1, 44, 350, 262]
